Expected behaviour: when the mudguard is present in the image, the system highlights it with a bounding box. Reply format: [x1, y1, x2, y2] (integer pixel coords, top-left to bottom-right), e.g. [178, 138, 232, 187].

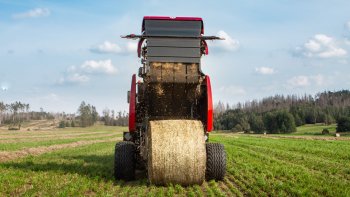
[205, 75, 213, 132]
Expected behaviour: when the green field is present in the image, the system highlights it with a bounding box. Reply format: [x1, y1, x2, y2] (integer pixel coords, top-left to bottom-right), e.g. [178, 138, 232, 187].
[1, 125, 350, 196]
[294, 124, 337, 135]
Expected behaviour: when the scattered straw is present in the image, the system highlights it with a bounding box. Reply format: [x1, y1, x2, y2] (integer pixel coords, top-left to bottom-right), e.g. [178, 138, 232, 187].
[0, 137, 121, 162]
[0, 133, 118, 143]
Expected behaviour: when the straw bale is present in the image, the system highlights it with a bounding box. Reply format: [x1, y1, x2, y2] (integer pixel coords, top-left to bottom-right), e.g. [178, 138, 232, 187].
[147, 120, 206, 185]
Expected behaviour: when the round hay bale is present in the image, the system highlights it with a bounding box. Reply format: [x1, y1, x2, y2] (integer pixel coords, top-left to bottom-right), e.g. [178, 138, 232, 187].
[147, 120, 206, 186]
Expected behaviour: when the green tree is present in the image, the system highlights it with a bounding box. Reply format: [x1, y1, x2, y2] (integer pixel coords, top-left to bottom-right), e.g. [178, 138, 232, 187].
[231, 124, 243, 132]
[324, 114, 335, 125]
[103, 108, 110, 125]
[336, 116, 350, 132]
[264, 111, 296, 133]
[249, 114, 265, 133]
[275, 111, 296, 133]
[263, 112, 278, 133]
[77, 101, 98, 127]
[294, 114, 303, 127]
[0, 102, 6, 125]
[91, 106, 98, 123]
[7, 101, 27, 130]
[58, 121, 65, 128]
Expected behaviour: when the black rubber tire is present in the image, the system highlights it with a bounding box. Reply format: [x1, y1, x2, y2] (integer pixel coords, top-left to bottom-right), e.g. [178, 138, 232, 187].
[114, 141, 136, 181]
[205, 143, 226, 181]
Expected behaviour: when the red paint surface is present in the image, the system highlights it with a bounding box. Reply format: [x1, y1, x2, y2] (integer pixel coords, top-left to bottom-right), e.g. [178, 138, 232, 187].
[129, 74, 136, 132]
[143, 16, 202, 21]
[206, 75, 213, 132]
[202, 40, 209, 55]
[137, 38, 145, 58]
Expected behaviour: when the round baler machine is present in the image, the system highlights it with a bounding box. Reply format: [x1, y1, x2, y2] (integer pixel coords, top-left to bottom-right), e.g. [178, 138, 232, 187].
[115, 16, 226, 185]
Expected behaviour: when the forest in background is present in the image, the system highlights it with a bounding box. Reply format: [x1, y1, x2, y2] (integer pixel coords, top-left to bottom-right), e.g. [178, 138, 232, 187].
[0, 101, 128, 130]
[214, 90, 350, 133]
[1, 90, 350, 132]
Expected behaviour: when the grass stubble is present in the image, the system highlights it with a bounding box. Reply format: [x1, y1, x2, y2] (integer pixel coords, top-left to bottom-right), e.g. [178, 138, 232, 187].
[0, 125, 349, 196]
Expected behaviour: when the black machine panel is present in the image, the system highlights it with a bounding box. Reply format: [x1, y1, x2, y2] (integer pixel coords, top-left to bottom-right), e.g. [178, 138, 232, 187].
[144, 20, 202, 37]
[147, 38, 200, 48]
[142, 20, 203, 63]
[147, 47, 200, 58]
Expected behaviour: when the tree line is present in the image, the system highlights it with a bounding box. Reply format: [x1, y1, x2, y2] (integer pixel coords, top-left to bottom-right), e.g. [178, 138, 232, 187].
[1, 101, 129, 129]
[214, 90, 350, 133]
[58, 101, 128, 128]
[102, 108, 128, 127]
[0, 101, 34, 129]
[0, 101, 75, 130]
[5, 90, 349, 132]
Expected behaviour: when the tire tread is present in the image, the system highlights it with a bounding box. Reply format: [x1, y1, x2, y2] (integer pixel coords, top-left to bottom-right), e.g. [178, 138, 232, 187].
[114, 141, 136, 181]
[206, 143, 226, 181]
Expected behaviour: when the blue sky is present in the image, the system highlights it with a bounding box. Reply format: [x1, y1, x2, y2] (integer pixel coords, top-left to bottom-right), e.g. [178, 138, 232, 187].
[1, 0, 350, 113]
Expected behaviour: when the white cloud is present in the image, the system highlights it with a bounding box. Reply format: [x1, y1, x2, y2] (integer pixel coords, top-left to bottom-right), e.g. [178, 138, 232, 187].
[219, 85, 246, 96]
[310, 74, 326, 86]
[287, 76, 310, 87]
[255, 67, 275, 75]
[345, 39, 350, 46]
[126, 42, 138, 53]
[68, 73, 90, 83]
[57, 59, 117, 85]
[81, 59, 117, 75]
[90, 41, 137, 54]
[67, 65, 77, 73]
[304, 39, 321, 52]
[90, 41, 122, 54]
[214, 30, 240, 51]
[57, 73, 90, 85]
[287, 74, 328, 87]
[296, 34, 347, 58]
[13, 8, 50, 19]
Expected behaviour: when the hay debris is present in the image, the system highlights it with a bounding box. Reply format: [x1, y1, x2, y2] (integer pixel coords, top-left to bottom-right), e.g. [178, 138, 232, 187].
[147, 120, 206, 185]
[0, 133, 117, 143]
[155, 84, 165, 96]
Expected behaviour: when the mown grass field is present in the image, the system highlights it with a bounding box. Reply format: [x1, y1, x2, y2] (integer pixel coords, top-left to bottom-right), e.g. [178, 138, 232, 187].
[0, 124, 350, 196]
[294, 124, 337, 135]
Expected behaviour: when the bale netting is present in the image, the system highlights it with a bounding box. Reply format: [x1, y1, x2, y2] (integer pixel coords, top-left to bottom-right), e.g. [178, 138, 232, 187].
[147, 120, 206, 186]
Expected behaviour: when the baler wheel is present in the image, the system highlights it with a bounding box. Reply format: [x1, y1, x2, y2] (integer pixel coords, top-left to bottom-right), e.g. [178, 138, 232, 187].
[205, 143, 226, 181]
[114, 141, 136, 181]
